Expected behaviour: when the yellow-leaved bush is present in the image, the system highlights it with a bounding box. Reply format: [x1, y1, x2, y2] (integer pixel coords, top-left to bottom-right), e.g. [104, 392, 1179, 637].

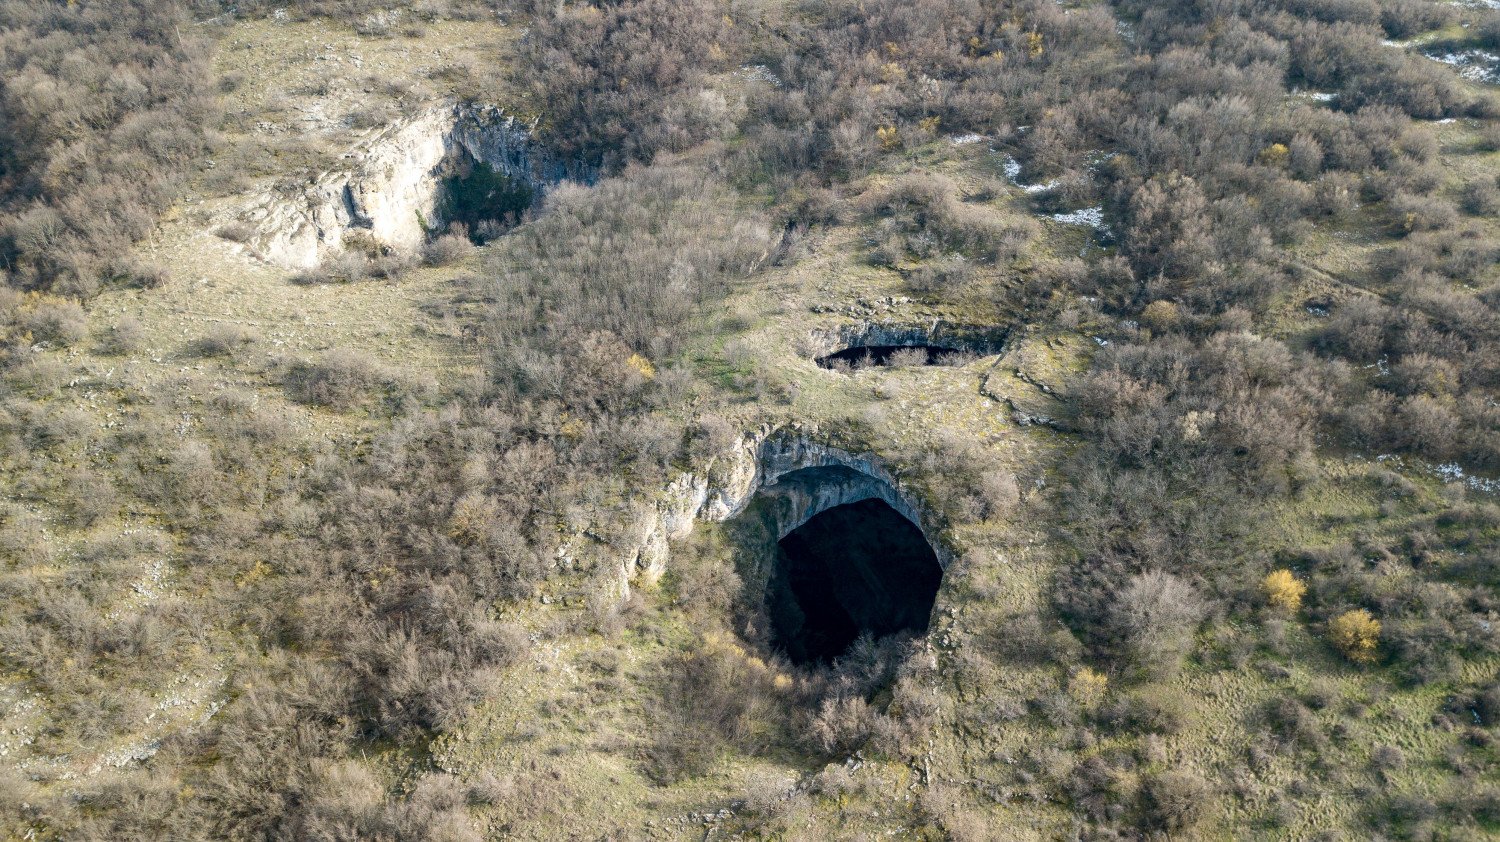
[1068, 667, 1109, 711]
[1261, 569, 1307, 612]
[1328, 609, 1381, 664]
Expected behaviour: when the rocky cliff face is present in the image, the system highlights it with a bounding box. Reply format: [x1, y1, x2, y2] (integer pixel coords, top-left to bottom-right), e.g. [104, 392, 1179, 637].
[612, 428, 946, 597]
[238, 103, 577, 268]
[807, 319, 1009, 360]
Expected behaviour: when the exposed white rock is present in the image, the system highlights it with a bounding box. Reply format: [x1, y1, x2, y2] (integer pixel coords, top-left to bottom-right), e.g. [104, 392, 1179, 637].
[614, 428, 948, 598]
[238, 102, 577, 268]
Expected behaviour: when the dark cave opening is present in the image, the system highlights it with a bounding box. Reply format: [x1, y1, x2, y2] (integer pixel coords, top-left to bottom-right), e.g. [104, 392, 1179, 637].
[815, 344, 963, 370]
[766, 498, 942, 664]
[438, 151, 534, 243]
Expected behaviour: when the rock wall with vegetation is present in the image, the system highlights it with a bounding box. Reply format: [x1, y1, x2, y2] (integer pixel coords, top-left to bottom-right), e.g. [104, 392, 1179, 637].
[240, 103, 560, 267]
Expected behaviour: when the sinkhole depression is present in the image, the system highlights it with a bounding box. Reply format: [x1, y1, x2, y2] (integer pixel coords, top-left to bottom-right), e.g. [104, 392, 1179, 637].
[724, 444, 946, 666]
[437, 149, 536, 242]
[815, 344, 964, 370]
[809, 321, 1007, 373]
[239, 103, 588, 268]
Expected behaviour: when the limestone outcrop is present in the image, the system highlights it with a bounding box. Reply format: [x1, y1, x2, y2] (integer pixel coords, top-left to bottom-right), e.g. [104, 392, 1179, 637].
[237, 103, 576, 268]
[614, 427, 945, 596]
[807, 319, 1009, 360]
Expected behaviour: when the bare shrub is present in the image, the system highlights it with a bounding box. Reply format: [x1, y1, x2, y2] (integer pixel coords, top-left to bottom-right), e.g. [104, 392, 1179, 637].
[1267, 697, 1325, 749]
[905, 254, 974, 294]
[325, 249, 372, 283]
[215, 222, 255, 243]
[1462, 179, 1500, 217]
[289, 266, 331, 286]
[1380, 0, 1455, 39]
[810, 694, 878, 754]
[739, 769, 800, 819]
[990, 610, 1082, 664]
[122, 261, 169, 289]
[25, 298, 88, 346]
[284, 349, 386, 410]
[99, 317, 146, 356]
[0, 0, 213, 295]
[485, 165, 772, 401]
[1104, 684, 1193, 735]
[1107, 570, 1207, 676]
[1479, 123, 1500, 153]
[977, 469, 1021, 517]
[516, 0, 727, 170]
[1389, 192, 1459, 234]
[193, 323, 260, 358]
[645, 637, 789, 783]
[1139, 770, 1210, 834]
[887, 347, 928, 368]
[1371, 744, 1405, 777]
[423, 232, 475, 267]
[863, 174, 1034, 264]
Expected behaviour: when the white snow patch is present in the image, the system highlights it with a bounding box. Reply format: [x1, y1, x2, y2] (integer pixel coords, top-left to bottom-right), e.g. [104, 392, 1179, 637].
[1051, 206, 1108, 231]
[999, 154, 1060, 193]
[1436, 462, 1500, 492]
[1373, 453, 1500, 493]
[1085, 149, 1119, 169]
[739, 64, 782, 87]
[1426, 49, 1500, 84]
[949, 133, 988, 145]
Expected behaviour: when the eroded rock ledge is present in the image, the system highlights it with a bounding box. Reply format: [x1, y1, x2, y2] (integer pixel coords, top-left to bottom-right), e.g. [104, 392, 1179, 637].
[611, 427, 947, 596]
[238, 102, 581, 268]
[807, 319, 1009, 362]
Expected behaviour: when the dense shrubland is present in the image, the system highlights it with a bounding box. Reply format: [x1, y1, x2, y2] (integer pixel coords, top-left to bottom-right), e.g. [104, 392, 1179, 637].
[0, 0, 215, 296]
[1, 168, 763, 837]
[514, 0, 732, 170]
[5, 0, 1500, 836]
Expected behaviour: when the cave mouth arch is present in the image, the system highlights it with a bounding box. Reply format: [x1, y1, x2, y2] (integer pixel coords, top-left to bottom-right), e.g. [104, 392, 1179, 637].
[762, 498, 942, 665]
[715, 439, 948, 666]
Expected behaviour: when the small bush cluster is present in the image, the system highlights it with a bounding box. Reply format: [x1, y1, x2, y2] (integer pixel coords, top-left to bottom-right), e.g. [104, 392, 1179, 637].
[282, 349, 392, 410]
[864, 174, 1036, 267]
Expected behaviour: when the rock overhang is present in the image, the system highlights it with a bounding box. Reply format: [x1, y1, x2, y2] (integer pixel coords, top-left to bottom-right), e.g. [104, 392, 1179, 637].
[237, 102, 589, 268]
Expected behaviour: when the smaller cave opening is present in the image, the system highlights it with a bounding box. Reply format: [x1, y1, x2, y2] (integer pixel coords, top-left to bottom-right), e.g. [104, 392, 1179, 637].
[437, 151, 535, 243]
[816, 344, 964, 370]
[766, 498, 942, 664]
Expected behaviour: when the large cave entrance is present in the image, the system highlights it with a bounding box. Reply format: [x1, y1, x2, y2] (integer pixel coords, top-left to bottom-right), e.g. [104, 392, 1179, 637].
[764, 498, 942, 664]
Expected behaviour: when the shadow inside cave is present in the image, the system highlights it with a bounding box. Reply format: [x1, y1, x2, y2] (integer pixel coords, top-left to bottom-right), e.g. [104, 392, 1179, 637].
[764, 498, 942, 664]
[438, 148, 535, 242]
[815, 344, 964, 370]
